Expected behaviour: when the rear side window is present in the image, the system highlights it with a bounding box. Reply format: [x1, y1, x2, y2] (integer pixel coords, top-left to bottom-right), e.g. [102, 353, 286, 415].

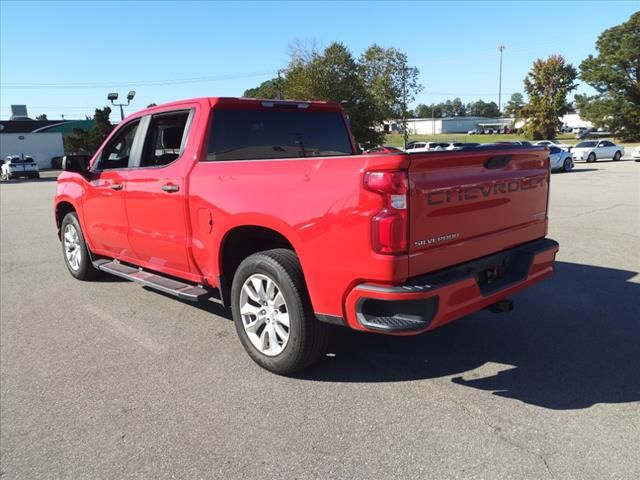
[206, 108, 353, 161]
[549, 146, 561, 154]
[141, 111, 190, 167]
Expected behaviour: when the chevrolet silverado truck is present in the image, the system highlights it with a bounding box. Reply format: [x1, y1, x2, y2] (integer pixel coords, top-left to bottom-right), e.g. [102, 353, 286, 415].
[55, 97, 559, 375]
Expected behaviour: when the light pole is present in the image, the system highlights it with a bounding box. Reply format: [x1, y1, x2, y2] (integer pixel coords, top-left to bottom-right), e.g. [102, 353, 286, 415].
[107, 91, 136, 121]
[497, 45, 505, 114]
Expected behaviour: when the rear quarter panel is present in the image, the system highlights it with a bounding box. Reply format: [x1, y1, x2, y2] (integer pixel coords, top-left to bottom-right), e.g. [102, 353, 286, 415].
[188, 153, 411, 317]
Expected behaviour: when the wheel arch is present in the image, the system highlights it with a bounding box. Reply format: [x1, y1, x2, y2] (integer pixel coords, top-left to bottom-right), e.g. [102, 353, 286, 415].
[55, 200, 78, 239]
[218, 225, 302, 306]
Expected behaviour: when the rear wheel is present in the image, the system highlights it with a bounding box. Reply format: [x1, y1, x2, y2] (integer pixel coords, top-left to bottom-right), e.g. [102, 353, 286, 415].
[231, 249, 329, 375]
[587, 153, 596, 163]
[563, 157, 573, 172]
[61, 212, 98, 280]
[613, 151, 621, 161]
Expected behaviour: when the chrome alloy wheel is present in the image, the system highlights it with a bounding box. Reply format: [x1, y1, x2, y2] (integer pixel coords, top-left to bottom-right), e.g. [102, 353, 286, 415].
[63, 223, 82, 271]
[239, 274, 290, 356]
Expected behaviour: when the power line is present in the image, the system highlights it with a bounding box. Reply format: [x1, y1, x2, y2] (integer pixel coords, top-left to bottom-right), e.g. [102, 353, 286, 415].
[1, 70, 277, 89]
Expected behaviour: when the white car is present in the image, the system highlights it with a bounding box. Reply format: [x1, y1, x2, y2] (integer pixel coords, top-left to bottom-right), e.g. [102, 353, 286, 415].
[548, 146, 573, 172]
[1, 155, 40, 180]
[631, 146, 640, 162]
[534, 140, 572, 151]
[405, 141, 450, 153]
[571, 140, 624, 163]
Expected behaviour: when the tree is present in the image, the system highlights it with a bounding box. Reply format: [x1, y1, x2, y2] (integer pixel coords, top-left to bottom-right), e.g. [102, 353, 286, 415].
[35, 114, 48, 121]
[414, 103, 443, 118]
[242, 42, 421, 147]
[468, 99, 500, 117]
[521, 55, 578, 139]
[575, 12, 640, 141]
[65, 106, 114, 154]
[504, 93, 525, 118]
[283, 42, 385, 146]
[450, 97, 466, 117]
[359, 45, 422, 147]
[243, 78, 281, 99]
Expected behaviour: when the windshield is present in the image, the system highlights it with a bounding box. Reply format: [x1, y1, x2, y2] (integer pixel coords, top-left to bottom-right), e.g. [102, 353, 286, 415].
[207, 108, 354, 161]
[576, 141, 597, 148]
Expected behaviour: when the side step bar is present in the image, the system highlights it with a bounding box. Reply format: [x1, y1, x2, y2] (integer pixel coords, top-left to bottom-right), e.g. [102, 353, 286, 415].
[93, 259, 214, 302]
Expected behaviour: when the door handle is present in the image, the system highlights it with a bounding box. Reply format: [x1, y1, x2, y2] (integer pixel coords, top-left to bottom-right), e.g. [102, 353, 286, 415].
[162, 184, 180, 193]
[110, 183, 124, 191]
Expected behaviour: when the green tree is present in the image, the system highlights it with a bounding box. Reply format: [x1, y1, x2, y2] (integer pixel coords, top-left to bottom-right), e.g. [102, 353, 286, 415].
[467, 99, 500, 117]
[450, 97, 466, 117]
[575, 12, 640, 141]
[243, 78, 281, 99]
[65, 106, 114, 154]
[35, 113, 48, 121]
[283, 42, 384, 147]
[359, 45, 422, 147]
[521, 55, 578, 139]
[504, 93, 525, 118]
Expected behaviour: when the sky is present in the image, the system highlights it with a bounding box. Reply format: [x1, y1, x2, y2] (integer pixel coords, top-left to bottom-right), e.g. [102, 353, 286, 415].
[1, 0, 637, 120]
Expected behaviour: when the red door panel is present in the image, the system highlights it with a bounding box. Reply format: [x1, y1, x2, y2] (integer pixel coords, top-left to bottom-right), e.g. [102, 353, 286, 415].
[82, 170, 134, 257]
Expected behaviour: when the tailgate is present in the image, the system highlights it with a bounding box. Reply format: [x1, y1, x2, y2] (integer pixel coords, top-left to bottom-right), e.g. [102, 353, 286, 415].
[407, 147, 549, 277]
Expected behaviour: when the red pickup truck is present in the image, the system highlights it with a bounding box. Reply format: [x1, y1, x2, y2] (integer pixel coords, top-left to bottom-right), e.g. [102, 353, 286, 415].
[55, 97, 558, 374]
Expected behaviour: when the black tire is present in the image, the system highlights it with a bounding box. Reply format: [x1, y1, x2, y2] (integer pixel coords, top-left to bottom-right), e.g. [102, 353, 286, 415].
[613, 151, 621, 161]
[60, 212, 98, 281]
[587, 152, 596, 163]
[563, 157, 573, 172]
[231, 248, 329, 375]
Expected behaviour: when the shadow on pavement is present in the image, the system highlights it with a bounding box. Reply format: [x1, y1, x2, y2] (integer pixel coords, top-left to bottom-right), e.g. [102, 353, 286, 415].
[565, 168, 599, 173]
[299, 261, 640, 410]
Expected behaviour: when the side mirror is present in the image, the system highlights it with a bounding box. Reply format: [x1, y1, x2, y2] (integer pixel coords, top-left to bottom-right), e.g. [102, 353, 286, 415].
[62, 155, 90, 173]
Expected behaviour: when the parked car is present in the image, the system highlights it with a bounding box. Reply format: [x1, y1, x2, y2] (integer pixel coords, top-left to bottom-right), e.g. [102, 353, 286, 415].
[55, 96, 558, 375]
[406, 142, 450, 153]
[632, 146, 640, 162]
[365, 145, 404, 155]
[534, 140, 572, 151]
[548, 146, 574, 172]
[572, 127, 589, 135]
[576, 129, 595, 140]
[496, 141, 533, 147]
[446, 142, 480, 150]
[571, 140, 624, 162]
[467, 129, 481, 135]
[1, 155, 40, 180]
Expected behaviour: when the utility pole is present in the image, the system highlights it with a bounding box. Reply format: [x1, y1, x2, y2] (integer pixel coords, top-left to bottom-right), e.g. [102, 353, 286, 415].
[498, 44, 505, 114]
[277, 69, 284, 100]
[402, 64, 408, 149]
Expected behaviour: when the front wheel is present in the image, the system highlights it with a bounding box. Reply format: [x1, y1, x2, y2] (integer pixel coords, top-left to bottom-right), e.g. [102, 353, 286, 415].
[587, 153, 596, 163]
[613, 151, 621, 161]
[231, 249, 329, 375]
[563, 158, 574, 172]
[60, 212, 98, 280]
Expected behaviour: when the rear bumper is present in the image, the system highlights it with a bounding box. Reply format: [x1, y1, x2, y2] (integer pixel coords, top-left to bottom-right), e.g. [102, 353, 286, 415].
[344, 238, 559, 334]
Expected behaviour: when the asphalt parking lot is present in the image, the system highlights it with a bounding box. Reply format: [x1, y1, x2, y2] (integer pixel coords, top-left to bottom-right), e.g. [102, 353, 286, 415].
[1, 161, 639, 480]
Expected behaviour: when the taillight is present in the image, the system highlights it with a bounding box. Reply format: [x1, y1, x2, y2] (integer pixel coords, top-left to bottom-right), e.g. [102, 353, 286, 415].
[364, 170, 408, 254]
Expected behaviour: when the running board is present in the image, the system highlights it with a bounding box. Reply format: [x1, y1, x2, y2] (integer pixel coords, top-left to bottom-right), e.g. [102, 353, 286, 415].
[93, 259, 212, 302]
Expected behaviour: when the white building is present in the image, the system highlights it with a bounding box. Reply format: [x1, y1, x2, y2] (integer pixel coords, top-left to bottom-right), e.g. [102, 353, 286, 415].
[386, 117, 514, 135]
[0, 132, 64, 169]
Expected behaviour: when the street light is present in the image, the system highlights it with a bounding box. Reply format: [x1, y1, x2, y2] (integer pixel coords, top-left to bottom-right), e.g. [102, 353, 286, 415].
[497, 45, 505, 114]
[107, 91, 136, 120]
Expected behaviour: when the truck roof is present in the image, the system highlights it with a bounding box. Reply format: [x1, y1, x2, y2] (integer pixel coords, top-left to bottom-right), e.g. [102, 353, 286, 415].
[131, 97, 343, 120]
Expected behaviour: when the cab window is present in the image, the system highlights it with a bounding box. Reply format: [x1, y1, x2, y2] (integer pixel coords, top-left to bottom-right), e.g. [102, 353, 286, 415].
[99, 120, 140, 170]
